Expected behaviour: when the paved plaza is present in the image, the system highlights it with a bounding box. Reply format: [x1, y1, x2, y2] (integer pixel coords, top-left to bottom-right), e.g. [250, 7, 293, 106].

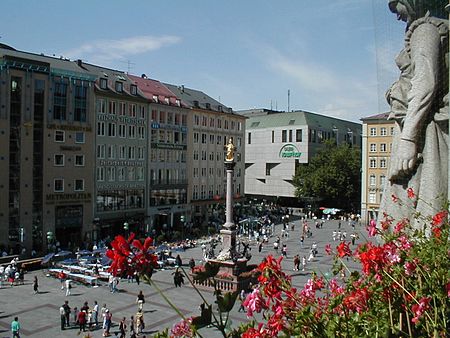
[0, 217, 366, 337]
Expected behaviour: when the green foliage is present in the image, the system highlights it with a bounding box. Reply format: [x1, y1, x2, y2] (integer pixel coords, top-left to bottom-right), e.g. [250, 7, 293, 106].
[293, 140, 361, 210]
[216, 291, 239, 313]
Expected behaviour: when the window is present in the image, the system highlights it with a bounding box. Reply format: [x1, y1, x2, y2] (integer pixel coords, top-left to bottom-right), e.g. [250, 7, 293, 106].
[108, 122, 116, 137]
[97, 167, 104, 181]
[168, 112, 173, 124]
[54, 179, 64, 192]
[369, 174, 376, 186]
[118, 124, 126, 138]
[97, 144, 105, 159]
[115, 81, 123, 92]
[107, 145, 115, 159]
[217, 119, 222, 128]
[138, 126, 145, 139]
[99, 78, 107, 89]
[151, 109, 157, 121]
[74, 179, 84, 191]
[137, 167, 144, 181]
[370, 144, 376, 152]
[118, 167, 125, 181]
[201, 133, 207, 144]
[128, 167, 135, 181]
[107, 167, 115, 181]
[282, 130, 287, 142]
[119, 145, 126, 159]
[370, 127, 377, 136]
[74, 83, 87, 122]
[271, 131, 274, 143]
[55, 130, 65, 142]
[98, 99, 106, 114]
[75, 155, 84, 166]
[129, 104, 137, 117]
[119, 102, 126, 116]
[130, 84, 137, 95]
[109, 101, 116, 115]
[159, 111, 165, 123]
[369, 158, 376, 168]
[289, 130, 293, 142]
[138, 147, 145, 160]
[128, 125, 136, 138]
[75, 132, 85, 143]
[380, 127, 387, 136]
[380, 143, 387, 152]
[97, 122, 105, 136]
[53, 81, 67, 120]
[380, 158, 387, 168]
[390, 127, 395, 136]
[54, 154, 64, 166]
[369, 193, 376, 204]
[139, 105, 145, 119]
[128, 146, 135, 159]
[296, 129, 303, 142]
[248, 132, 252, 144]
[194, 132, 199, 143]
[380, 175, 386, 188]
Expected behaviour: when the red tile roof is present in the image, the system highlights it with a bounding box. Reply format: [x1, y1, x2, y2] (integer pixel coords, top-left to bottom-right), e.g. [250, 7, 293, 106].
[128, 75, 186, 106]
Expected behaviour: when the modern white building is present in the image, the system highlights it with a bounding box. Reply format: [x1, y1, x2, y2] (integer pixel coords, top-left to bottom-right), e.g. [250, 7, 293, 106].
[239, 109, 362, 206]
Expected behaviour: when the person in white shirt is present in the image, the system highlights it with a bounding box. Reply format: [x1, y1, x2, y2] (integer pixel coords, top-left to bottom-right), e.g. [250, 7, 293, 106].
[65, 279, 71, 296]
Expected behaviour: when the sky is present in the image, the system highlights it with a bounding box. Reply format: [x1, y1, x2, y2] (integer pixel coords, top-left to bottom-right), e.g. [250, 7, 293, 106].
[1, 0, 406, 123]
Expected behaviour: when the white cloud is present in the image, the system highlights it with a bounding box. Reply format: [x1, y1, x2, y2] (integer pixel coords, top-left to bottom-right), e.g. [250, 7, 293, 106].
[63, 35, 181, 66]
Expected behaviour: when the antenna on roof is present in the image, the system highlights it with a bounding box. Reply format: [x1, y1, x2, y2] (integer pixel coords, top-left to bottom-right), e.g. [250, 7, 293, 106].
[120, 60, 135, 74]
[287, 89, 290, 112]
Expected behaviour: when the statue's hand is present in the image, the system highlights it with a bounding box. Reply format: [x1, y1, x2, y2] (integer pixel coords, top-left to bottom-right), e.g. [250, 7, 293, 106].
[389, 139, 417, 180]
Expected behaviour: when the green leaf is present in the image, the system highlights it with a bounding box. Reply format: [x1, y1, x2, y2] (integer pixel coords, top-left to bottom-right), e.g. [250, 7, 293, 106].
[216, 291, 239, 313]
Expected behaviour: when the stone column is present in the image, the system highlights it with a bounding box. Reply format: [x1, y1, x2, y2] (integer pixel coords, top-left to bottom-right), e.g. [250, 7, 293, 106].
[216, 161, 237, 261]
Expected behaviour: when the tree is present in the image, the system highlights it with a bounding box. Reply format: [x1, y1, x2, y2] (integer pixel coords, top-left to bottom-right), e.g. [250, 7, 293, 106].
[293, 140, 361, 211]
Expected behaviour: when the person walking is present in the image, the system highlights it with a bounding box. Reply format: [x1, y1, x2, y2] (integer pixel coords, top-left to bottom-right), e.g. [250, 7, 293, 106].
[33, 276, 38, 294]
[62, 300, 71, 327]
[129, 315, 136, 337]
[119, 317, 127, 338]
[293, 255, 300, 271]
[11, 317, 20, 338]
[136, 290, 145, 311]
[77, 310, 87, 332]
[60, 305, 66, 330]
[92, 300, 99, 328]
[103, 308, 112, 337]
[65, 279, 71, 296]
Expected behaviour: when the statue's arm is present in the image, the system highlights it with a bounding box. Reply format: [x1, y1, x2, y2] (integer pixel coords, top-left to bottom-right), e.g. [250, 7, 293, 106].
[390, 23, 440, 180]
[401, 22, 440, 141]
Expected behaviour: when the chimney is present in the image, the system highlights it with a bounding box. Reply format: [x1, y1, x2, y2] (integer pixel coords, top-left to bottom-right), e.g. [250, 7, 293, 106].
[141, 73, 147, 79]
[181, 85, 185, 93]
[77, 59, 82, 67]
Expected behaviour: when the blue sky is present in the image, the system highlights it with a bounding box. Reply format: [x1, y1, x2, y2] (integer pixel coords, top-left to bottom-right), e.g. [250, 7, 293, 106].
[1, 0, 405, 122]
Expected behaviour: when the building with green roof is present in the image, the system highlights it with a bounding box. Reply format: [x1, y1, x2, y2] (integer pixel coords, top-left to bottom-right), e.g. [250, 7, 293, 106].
[239, 109, 362, 205]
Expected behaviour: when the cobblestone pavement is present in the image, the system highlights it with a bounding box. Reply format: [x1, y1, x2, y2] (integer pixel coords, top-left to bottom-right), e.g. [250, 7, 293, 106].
[0, 217, 366, 337]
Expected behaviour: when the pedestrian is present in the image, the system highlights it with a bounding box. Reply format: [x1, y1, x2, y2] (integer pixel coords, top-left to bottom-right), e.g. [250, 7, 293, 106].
[93, 300, 99, 328]
[173, 268, 184, 287]
[112, 276, 119, 293]
[60, 305, 66, 330]
[258, 242, 263, 253]
[189, 258, 195, 271]
[63, 300, 71, 327]
[73, 307, 78, 325]
[119, 317, 127, 338]
[129, 315, 136, 337]
[58, 270, 66, 290]
[77, 309, 87, 332]
[282, 244, 287, 257]
[302, 256, 307, 271]
[135, 309, 144, 335]
[81, 301, 89, 313]
[134, 271, 140, 285]
[136, 290, 145, 311]
[63, 278, 71, 296]
[293, 255, 300, 271]
[33, 276, 38, 294]
[238, 289, 246, 312]
[103, 308, 112, 336]
[11, 316, 20, 338]
[175, 254, 182, 267]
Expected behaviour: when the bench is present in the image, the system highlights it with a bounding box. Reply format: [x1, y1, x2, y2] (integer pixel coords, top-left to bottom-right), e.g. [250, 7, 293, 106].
[20, 258, 43, 271]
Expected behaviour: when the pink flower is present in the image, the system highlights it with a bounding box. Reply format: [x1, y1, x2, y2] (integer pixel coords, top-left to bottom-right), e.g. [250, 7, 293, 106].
[170, 317, 194, 337]
[328, 279, 344, 295]
[407, 187, 416, 199]
[393, 218, 408, 234]
[243, 288, 267, 317]
[367, 220, 377, 237]
[404, 261, 417, 276]
[411, 297, 431, 325]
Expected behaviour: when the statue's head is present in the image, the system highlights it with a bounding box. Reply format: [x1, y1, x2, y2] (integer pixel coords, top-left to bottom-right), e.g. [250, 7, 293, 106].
[388, 0, 447, 25]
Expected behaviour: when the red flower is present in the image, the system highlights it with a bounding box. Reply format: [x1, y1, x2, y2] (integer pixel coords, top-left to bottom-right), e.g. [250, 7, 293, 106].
[324, 244, 332, 255]
[406, 187, 415, 199]
[432, 211, 447, 227]
[336, 242, 352, 258]
[411, 297, 431, 325]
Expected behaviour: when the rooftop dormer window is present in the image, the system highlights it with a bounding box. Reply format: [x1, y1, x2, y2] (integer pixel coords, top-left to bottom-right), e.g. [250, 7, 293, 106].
[130, 84, 137, 95]
[193, 100, 199, 108]
[205, 103, 211, 110]
[100, 78, 107, 89]
[165, 97, 170, 104]
[176, 99, 181, 107]
[153, 95, 158, 103]
[115, 81, 123, 93]
[218, 105, 223, 112]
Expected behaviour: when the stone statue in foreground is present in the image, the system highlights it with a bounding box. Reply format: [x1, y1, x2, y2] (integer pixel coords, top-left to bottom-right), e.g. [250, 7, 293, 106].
[379, 0, 448, 231]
